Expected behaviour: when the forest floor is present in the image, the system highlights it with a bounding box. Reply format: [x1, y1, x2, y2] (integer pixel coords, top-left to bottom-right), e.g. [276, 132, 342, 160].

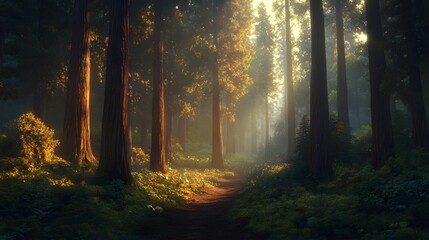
[139, 173, 267, 240]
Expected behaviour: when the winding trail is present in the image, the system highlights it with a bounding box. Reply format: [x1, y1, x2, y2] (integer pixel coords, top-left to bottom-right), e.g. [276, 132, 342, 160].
[139, 174, 266, 240]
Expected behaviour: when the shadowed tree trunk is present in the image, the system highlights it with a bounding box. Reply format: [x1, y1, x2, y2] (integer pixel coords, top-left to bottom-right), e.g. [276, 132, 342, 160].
[60, 0, 95, 166]
[309, 0, 332, 178]
[285, 0, 296, 159]
[365, 0, 394, 169]
[211, 0, 224, 170]
[403, 0, 429, 149]
[150, 0, 167, 172]
[335, 0, 350, 132]
[178, 116, 187, 152]
[97, 0, 132, 184]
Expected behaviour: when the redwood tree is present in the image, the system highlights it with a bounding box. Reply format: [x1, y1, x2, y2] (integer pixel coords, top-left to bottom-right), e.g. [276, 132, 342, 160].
[309, 0, 332, 178]
[97, 0, 132, 184]
[335, 0, 350, 132]
[285, 0, 295, 158]
[365, 0, 394, 169]
[60, 0, 95, 166]
[150, 0, 167, 172]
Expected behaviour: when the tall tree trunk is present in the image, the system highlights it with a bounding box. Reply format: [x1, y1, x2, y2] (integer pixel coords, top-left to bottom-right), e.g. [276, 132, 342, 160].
[61, 0, 95, 166]
[335, 0, 350, 132]
[211, 0, 224, 170]
[265, 92, 270, 161]
[404, 0, 429, 149]
[226, 120, 236, 154]
[365, 0, 394, 169]
[251, 110, 257, 154]
[178, 115, 187, 151]
[165, 96, 173, 162]
[97, 0, 132, 185]
[237, 117, 245, 152]
[150, 0, 166, 172]
[309, 0, 332, 178]
[285, 0, 296, 158]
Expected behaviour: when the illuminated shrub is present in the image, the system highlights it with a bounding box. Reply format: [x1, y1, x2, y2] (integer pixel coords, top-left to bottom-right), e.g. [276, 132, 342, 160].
[17, 113, 59, 164]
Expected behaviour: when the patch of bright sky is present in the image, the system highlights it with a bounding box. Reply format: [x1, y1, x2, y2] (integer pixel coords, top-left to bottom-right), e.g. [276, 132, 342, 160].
[252, 0, 274, 19]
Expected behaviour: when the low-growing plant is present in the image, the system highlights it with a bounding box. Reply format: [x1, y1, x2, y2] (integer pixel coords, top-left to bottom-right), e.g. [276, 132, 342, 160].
[17, 113, 59, 164]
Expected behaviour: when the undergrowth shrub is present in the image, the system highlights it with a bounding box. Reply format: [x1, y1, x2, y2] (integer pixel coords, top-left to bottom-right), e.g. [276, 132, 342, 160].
[292, 115, 350, 176]
[131, 147, 149, 170]
[351, 125, 372, 160]
[17, 113, 59, 164]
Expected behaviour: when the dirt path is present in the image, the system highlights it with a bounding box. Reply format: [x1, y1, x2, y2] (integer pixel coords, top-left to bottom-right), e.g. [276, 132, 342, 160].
[139, 174, 266, 240]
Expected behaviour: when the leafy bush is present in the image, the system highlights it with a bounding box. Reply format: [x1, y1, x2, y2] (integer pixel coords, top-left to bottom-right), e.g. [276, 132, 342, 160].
[351, 125, 372, 160]
[17, 113, 59, 164]
[131, 147, 149, 170]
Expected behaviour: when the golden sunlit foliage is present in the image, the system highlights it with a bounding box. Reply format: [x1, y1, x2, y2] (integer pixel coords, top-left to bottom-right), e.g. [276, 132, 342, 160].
[218, 0, 254, 122]
[17, 113, 59, 164]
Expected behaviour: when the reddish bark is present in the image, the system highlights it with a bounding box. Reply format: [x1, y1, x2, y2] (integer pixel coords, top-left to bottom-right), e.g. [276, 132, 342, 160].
[97, 0, 132, 184]
[150, 0, 167, 172]
[61, 0, 95, 165]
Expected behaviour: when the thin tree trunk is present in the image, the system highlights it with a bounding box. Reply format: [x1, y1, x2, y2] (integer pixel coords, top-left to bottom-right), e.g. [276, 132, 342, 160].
[237, 117, 245, 152]
[335, 0, 350, 132]
[165, 96, 173, 162]
[226, 120, 236, 154]
[61, 0, 95, 165]
[251, 110, 257, 154]
[285, 0, 296, 159]
[178, 115, 187, 152]
[150, 0, 166, 172]
[309, 0, 332, 178]
[404, 0, 429, 149]
[265, 92, 269, 161]
[211, 0, 224, 170]
[97, 0, 132, 185]
[365, 0, 395, 169]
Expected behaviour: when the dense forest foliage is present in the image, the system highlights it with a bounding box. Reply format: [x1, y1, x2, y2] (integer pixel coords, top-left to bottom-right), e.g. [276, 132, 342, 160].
[0, 0, 428, 239]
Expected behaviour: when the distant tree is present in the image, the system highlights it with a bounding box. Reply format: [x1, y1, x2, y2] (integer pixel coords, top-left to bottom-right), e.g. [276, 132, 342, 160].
[253, 3, 275, 162]
[60, 0, 95, 166]
[335, 0, 350, 132]
[309, 0, 332, 177]
[98, 0, 132, 184]
[284, 0, 296, 158]
[365, 0, 394, 169]
[211, 0, 225, 170]
[150, 0, 167, 172]
[218, 0, 253, 154]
